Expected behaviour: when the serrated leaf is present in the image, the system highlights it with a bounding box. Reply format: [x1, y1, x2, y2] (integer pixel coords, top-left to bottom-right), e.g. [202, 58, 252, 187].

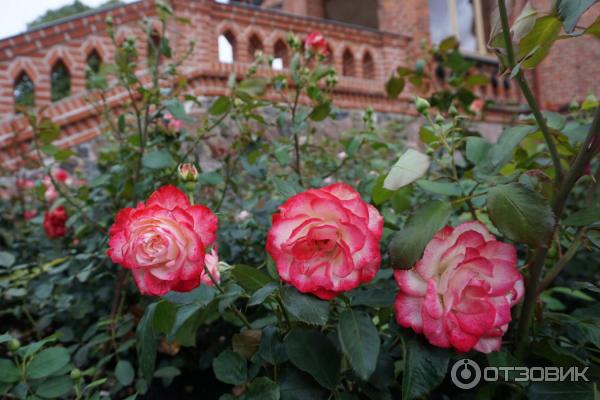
[563, 207, 600, 226]
[258, 326, 288, 364]
[465, 137, 492, 165]
[487, 183, 555, 246]
[152, 301, 176, 335]
[280, 368, 328, 400]
[26, 347, 70, 379]
[284, 329, 340, 389]
[245, 377, 280, 400]
[402, 335, 450, 400]
[280, 286, 330, 326]
[0, 359, 20, 383]
[383, 149, 431, 190]
[35, 375, 73, 399]
[136, 303, 157, 382]
[479, 125, 536, 174]
[518, 16, 562, 68]
[142, 150, 175, 169]
[416, 180, 462, 196]
[389, 200, 452, 268]
[309, 103, 331, 122]
[212, 349, 247, 385]
[209, 96, 231, 116]
[230, 265, 273, 294]
[337, 310, 380, 381]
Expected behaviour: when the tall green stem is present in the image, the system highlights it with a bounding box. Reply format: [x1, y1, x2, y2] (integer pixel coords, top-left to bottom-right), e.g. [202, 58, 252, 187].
[497, 0, 564, 185]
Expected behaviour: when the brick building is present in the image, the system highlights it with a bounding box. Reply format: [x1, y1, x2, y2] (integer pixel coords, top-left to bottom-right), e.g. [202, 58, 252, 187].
[0, 0, 598, 167]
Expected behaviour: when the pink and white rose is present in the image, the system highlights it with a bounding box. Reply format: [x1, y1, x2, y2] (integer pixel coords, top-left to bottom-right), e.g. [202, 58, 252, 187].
[107, 185, 218, 296]
[394, 221, 524, 353]
[266, 182, 383, 300]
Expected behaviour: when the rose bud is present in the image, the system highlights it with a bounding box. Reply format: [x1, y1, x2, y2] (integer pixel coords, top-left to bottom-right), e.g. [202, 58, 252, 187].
[178, 163, 199, 182]
[304, 32, 329, 57]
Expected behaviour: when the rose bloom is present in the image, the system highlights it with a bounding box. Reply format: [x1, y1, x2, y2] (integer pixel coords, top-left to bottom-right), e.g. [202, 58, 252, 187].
[304, 32, 329, 56]
[43, 206, 68, 238]
[24, 210, 37, 220]
[394, 221, 524, 353]
[266, 182, 383, 300]
[469, 99, 485, 115]
[43, 168, 73, 203]
[107, 185, 218, 296]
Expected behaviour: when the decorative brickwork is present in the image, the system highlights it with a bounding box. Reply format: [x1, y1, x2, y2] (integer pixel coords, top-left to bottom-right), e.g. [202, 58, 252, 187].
[0, 0, 598, 167]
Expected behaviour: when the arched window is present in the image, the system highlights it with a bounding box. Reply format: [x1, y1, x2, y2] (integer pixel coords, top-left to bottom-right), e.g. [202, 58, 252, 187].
[247, 34, 263, 60]
[362, 51, 375, 79]
[218, 31, 236, 63]
[86, 50, 102, 89]
[273, 39, 288, 70]
[342, 49, 355, 77]
[51, 60, 70, 102]
[14, 72, 35, 110]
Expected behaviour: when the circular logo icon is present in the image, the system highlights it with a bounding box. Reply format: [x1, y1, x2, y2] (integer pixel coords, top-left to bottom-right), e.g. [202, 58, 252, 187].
[451, 359, 481, 390]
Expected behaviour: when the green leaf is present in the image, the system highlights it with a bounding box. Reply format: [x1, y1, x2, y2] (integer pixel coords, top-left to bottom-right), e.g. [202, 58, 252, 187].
[154, 366, 181, 379]
[280, 286, 330, 326]
[136, 303, 157, 383]
[248, 282, 278, 306]
[35, 375, 73, 399]
[26, 347, 70, 380]
[479, 125, 536, 173]
[402, 336, 450, 400]
[230, 265, 273, 294]
[280, 368, 328, 400]
[115, 360, 135, 386]
[557, 0, 598, 33]
[309, 103, 331, 122]
[518, 16, 562, 68]
[152, 301, 176, 335]
[54, 149, 75, 161]
[385, 76, 405, 99]
[209, 96, 231, 116]
[168, 303, 203, 346]
[245, 377, 280, 400]
[258, 326, 288, 365]
[0, 252, 15, 268]
[38, 119, 61, 144]
[284, 329, 340, 389]
[465, 137, 492, 165]
[563, 207, 600, 226]
[337, 310, 380, 381]
[416, 180, 462, 196]
[487, 183, 555, 246]
[0, 359, 20, 383]
[528, 382, 594, 400]
[212, 349, 247, 385]
[389, 200, 452, 268]
[237, 77, 269, 97]
[142, 150, 175, 169]
[383, 149, 431, 190]
[371, 175, 393, 205]
[163, 285, 216, 305]
[163, 99, 188, 121]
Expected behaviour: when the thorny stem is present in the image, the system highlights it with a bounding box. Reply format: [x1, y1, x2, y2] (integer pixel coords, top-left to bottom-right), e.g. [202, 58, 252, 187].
[202, 264, 252, 329]
[497, 0, 564, 185]
[497, 0, 600, 354]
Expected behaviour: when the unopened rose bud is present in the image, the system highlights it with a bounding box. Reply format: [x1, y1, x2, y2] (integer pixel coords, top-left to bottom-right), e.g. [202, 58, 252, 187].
[7, 339, 20, 351]
[178, 163, 198, 182]
[415, 97, 430, 115]
[435, 114, 445, 124]
[70, 368, 82, 380]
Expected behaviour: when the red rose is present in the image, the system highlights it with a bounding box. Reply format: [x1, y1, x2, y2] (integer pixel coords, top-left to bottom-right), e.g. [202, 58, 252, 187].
[107, 185, 218, 296]
[305, 32, 329, 56]
[394, 221, 524, 353]
[43, 206, 68, 238]
[266, 182, 383, 300]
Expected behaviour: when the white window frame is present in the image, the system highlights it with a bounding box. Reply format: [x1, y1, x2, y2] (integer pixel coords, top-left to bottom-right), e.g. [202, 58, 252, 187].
[435, 0, 489, 55]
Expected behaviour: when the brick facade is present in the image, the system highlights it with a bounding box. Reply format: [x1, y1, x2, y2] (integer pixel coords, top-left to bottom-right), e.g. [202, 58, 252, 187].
[0, 0, 598, 167]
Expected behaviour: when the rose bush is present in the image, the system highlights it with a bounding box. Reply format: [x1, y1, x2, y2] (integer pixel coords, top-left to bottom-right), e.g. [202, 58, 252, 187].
[107, 185, 218, 295]
[266, 182, 383, 299]
[394, 221, 524, 353]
